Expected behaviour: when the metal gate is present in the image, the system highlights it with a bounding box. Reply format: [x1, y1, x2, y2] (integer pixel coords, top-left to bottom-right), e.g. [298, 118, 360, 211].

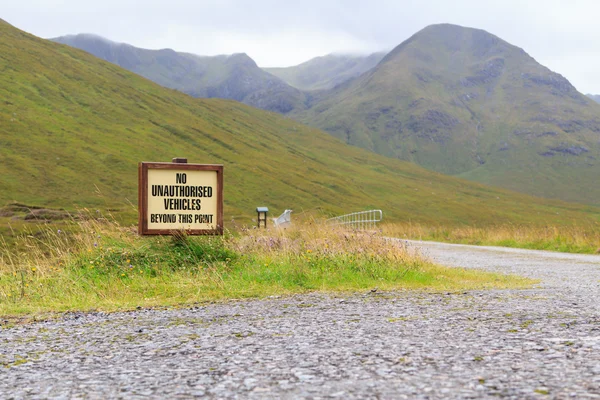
[327, 210, 383, 230]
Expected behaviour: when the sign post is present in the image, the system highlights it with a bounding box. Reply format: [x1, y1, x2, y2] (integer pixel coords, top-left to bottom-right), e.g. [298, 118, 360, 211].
[138, 159, 223, 235]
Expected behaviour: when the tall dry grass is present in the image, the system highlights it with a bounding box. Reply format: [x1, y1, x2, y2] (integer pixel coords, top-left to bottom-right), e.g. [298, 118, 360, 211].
[381, 222, 600, 254]
[0, 215, 534, 316]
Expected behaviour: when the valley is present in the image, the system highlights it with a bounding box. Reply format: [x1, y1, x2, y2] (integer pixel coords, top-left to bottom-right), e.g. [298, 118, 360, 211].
[1, 7, 599, 399]
[2, 20, 596, 230]
[52, 24, 600, 206]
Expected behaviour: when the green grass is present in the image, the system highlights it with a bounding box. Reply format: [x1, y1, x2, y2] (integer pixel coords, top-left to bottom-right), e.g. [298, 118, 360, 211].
[0, 216, 535, 316]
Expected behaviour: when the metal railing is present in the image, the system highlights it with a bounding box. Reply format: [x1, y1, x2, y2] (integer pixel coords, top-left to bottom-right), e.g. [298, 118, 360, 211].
[327, 210, 383, 230]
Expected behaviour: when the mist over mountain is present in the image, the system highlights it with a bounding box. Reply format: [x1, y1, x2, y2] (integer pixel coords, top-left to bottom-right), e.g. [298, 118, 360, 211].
[587, 94, 600, 103]
[265, 52, 386, 91]
[52, 34, 306, 114]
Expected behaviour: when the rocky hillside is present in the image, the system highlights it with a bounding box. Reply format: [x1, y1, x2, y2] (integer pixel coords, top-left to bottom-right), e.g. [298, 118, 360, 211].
[51, 34, 305, 114]
[265, 52, 386, 91]
[293, 24, 600, 205]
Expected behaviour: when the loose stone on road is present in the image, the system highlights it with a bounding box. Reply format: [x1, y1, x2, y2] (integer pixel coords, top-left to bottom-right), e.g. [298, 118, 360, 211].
[1, 242, 599, 399]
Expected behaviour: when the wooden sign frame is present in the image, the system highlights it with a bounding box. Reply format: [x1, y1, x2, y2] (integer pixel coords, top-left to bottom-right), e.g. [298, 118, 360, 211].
[138, 162, 223, 235]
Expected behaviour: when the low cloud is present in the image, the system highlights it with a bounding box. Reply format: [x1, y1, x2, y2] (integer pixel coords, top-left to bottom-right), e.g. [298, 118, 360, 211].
[4, 0, 600, 92]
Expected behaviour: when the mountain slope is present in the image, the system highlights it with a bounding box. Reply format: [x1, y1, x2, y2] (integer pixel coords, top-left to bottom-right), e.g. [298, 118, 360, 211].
[265, 52, 386, 91]
[1, 21, 598, 227]
[293, 24, 600, 205]
[587, 94, 600, 103]
[51, 34, 305, 114]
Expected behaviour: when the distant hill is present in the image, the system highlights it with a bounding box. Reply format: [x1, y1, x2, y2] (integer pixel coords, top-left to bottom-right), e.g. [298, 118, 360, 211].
[293, 24, 600, 205]
[265, 52, 386, 91]
[587, 94, 600, 103]
[1, 21, 596, 227]
[51, 34, 305, 114]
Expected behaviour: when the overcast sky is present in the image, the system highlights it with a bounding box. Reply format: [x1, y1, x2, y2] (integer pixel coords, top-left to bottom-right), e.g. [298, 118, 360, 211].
[4, 0, 600, 93]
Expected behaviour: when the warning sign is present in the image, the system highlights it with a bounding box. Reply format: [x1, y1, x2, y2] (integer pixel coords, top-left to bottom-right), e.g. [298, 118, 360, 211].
[138, 162, 223, 235]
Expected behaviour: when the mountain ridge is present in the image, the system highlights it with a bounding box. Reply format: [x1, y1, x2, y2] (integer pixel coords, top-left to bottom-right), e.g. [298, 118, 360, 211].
[51, 34, 306, 114]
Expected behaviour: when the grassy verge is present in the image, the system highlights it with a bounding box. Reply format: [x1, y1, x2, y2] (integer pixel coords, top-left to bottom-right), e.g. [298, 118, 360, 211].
[382, 223, 600, 254]
[0, 216, 534, 316]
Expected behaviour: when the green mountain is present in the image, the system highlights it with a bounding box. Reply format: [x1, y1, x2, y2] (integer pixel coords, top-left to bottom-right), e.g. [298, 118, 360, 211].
[293, 24, 600, 205]
[51, 34, 305, 114]
[1, 20, 597, 227]
[265, 52, 386, 91]
[53, 25, 600, 206]
[587, 94, 600, 103]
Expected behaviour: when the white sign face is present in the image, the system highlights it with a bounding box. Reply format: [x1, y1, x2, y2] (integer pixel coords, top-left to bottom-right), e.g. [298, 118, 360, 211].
[146, 168, 218, 231]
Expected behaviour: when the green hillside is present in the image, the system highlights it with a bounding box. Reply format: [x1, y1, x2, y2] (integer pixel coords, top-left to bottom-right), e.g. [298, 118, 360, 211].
[1, 20, 599, 228]
[293, 24, 600, 205]
[51, 34, 305, 114]
[265, 52, 386, 91]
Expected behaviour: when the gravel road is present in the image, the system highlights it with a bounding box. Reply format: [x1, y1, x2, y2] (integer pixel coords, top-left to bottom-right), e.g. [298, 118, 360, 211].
[1, 241, 600, 399]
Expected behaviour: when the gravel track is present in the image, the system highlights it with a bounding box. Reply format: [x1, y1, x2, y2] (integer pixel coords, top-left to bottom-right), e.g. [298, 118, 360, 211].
[1, 241, 600, 399]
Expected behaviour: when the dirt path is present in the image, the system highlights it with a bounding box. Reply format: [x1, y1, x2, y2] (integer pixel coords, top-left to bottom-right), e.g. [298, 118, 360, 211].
[1, 242, 599, 399]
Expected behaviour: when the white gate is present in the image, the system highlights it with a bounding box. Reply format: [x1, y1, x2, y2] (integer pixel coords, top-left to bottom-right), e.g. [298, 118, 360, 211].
[327, 210, 383, 230]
